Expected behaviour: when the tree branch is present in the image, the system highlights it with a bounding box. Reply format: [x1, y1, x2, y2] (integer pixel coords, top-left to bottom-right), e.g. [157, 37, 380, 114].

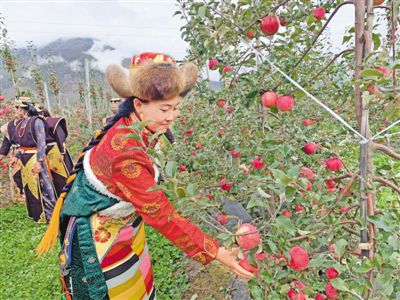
[305, 48, 354, 86]
[372, 142, 400, 160]
[292, 1, 354, 70]
[373, 176, 400, 194]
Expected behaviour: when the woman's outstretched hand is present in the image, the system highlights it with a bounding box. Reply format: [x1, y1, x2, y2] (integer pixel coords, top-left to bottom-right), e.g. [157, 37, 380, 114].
[215, 247, 255, 280]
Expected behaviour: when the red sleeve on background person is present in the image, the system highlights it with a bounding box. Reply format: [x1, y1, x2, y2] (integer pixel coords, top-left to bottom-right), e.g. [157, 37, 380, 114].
[110, 143, 219, 265]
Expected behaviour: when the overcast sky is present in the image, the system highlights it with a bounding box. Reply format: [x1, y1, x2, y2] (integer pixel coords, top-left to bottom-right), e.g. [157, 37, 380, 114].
[0, 0, 388, 78]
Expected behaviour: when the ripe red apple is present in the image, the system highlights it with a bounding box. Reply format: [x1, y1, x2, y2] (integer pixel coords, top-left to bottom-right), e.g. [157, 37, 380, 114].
[340, 206, 350, 214]
[280, 18, 287, 26]
[251, 156, 265, 169]
[181, 119, 187, 125]
[223, 66, 234, 73]
[295, 203, 305, 213]
[0, 95, 4, 101]
[216, 99, 226, 107]
[260, 16, 280, 36]
[325, 157, 344, 172]
[288, 289, 306, 300]
[206, 194, 214, 200]
[303, 119, 315, 126]
[220, 178, 233, 191]
[313, 7, 326, 20]
[281, 209, 292, 218]
[230, 150, 241, 158]
[300, 167, 314, 179]
[288, 246, 309, 271]
[325, 282, 338, 300]
[195, 143, 203, 149]
[179, 165, 187, 172]
[307, 181, 313, 191]
[245, 31, 256, 39]
[277, 95, 294, 111]
[185, 128, 194, 135]
[218, 129, 225, 136]
[304, 142, 317, 154]
[214, 212, 227, 225]
[261, 91, 278, 108]
[376, 67, 390, 77]
[326, 267, 339, 279]
[6, 60, 13, 66]
[236, 223, 260, 250]
[239, 254, 260, 276]
[208, 58, 219, 70]
[315, 294, 327, 300]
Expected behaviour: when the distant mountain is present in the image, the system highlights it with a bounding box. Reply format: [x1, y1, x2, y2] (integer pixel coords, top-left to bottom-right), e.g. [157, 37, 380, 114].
[1, 38, 126, 104]
[0, 37, 223, 106]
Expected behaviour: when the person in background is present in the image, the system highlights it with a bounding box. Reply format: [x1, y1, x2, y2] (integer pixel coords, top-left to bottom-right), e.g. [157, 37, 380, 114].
[37, 52, 253, 300]
[0, 96, 27, 197]
[36, 105, 74, 196]
[102, 97, 121, 126]
[13, 98, 57, 223]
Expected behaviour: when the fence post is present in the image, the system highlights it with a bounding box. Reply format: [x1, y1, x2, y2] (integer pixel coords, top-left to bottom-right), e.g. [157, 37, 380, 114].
[43, 81, 52, 115]
[84, 58, 93, 132]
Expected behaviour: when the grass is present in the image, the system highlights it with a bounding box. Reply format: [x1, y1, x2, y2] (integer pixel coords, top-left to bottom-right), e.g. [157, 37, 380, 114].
[0, 204, 189, 300]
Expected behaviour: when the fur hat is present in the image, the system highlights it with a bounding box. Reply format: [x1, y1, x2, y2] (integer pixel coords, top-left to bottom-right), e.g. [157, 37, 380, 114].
[106, 52, 198, 100]
[14, 96, 32, 108]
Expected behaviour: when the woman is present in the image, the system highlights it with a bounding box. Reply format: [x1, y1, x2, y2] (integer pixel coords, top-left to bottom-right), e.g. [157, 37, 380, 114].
[13, 98, 57, 223]
[0, 97, 26, 196]
[37, 52, 253, 299]
[37, 105, 74, 196]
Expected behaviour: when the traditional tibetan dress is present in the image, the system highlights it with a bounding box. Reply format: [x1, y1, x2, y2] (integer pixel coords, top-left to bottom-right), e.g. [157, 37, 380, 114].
[44, 117, 74, 196]
[14, 116, 57, 223]
[0, 119, 24, 194]
[59, 116, 219, 299]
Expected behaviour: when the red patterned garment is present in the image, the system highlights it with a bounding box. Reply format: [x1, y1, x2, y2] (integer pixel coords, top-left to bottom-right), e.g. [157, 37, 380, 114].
[89, 116, 220, 265]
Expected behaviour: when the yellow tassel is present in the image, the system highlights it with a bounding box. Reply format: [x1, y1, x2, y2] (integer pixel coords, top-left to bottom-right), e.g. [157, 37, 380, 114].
[36, 193, 66, 256]
[94, 129, 102, 139]
[66, 173, 76, 184]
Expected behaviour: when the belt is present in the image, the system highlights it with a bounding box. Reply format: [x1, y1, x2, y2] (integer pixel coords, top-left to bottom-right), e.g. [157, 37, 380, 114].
[20, 142, 57, 153]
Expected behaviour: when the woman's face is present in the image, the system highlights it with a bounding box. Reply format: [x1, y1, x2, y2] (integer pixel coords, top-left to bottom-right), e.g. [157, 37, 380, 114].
[134, 96, 181, 133]
[13, 106, 25, 119]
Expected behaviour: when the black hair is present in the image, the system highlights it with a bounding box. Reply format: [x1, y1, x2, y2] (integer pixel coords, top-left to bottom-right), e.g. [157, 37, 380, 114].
[21, 102, 39, 117]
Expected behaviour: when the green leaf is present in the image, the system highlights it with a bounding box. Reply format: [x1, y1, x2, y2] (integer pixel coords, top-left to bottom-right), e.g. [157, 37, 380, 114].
[165, 161, 177, 178]
[353, 260, 373, 273]
[331, 278, 349, 292]
[267, 240, 278, 254]
[216, 232, 231, 241]
[197, 5, 206, 17]
[388, 235, 400, 251]
[257, 187, 271, 199]
[122, 133, 140, 140]
[368, 215, 392, 232]
[287, 165, 300, 177]
[147, 185, 167, 192]
[334, 239, 347, 257]
[372, 33, 381, 50]
[175, 187, 186, 198]
[274, 216, 295, 235]
[360, 68, 384, 80]
[247, 198, 267, 209]
[187, 183, 197, 196]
